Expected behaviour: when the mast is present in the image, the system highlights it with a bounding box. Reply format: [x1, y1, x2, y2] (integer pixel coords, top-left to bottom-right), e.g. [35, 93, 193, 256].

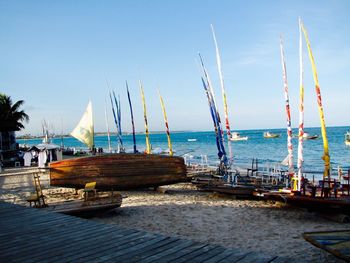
[139, 81, 151, 154]
[158, 90, 173, 156]
[126, 81, 137, 153]
[300, 20, 330, 181]
[104, 102, 112, 153]
[297, 17, 305, 191]
[109, 92, 123, 152]
[279, 36, 294, 188]
[211, 24, 233, 165]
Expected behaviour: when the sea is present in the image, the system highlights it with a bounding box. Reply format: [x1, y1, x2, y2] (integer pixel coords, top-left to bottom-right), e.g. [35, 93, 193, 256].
[17, 126, 350, 180]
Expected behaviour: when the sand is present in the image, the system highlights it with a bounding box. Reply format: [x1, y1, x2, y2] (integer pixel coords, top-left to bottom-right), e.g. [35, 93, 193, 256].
[0, 171, 347, 262]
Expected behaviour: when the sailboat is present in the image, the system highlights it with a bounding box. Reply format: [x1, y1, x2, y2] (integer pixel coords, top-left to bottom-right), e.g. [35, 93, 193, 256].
[265, 19, 350, 214]
[49, 101, 187, 190]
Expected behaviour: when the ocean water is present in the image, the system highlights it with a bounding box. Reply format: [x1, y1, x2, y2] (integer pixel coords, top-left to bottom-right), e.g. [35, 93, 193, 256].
[18, 126, 350, 177]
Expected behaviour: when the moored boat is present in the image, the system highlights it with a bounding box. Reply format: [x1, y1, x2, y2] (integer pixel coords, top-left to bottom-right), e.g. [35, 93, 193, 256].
[345, 131, 350, 146]
[229, 132, 248, 141]
[263, 131, 280, 138]
[303, 132, 319, 140]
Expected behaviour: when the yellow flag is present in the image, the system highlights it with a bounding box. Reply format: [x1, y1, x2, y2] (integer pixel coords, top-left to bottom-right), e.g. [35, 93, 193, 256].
[301, 21, 330, 180]
[158, 90, 173, 156]
[139, 82, 151, 154]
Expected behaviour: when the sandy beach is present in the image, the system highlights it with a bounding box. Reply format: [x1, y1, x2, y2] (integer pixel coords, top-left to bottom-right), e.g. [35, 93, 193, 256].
[0, 170, 348, 263]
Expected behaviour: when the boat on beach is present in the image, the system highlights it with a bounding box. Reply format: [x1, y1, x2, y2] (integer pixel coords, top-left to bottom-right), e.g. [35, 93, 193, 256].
[229, 132, 248, 141]
[43, 194, 123, 217]
[263, 131, 280, 138]
[49, 153, 187, 190]
[49, 100, 187, 190]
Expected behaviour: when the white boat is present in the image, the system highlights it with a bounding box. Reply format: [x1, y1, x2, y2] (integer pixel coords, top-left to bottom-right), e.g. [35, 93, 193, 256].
[229, 132, 248, 141]
[187, 138, 197, 142]
[345, 131, 350, 146]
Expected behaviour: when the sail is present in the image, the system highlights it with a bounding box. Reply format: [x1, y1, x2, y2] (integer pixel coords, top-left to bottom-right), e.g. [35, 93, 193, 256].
[297, 17, 305, 191]
[279, 36, 294, 184]
[198, 53, 227, 166]
[126, 81, 137, 153]
[139, 81, 151, 154]
[211, 24, 233, 164]
[104, 104, 112, 153]
[301, 20, 330, 181]
[158, 90, 173, 156]
[71, 101, 94, 149]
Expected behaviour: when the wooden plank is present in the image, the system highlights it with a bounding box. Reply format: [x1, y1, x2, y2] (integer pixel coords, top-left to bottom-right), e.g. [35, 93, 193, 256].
[235, 252, 277, 263]
[15, 227, 138, 262]
[201, 248, 245, 263]
[217, 251, 253, 263]
[187, 245, 227, 263]
[142, 241, 203, 263]
[9, 226, 133, 261]
[171, 244, 218, 263]
[62, 232, 155, 262]
[127, 238, 184, 262]
[100, 235, 172, 261]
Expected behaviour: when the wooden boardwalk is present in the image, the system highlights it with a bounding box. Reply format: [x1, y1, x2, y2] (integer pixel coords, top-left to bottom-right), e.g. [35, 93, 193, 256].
[0, 202, 296, 262]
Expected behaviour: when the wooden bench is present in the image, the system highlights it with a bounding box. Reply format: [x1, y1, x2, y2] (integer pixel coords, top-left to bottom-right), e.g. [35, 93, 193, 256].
[83, 182, 97, 201]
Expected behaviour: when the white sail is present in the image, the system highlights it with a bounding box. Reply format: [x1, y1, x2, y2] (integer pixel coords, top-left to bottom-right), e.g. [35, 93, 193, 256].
[71, 101, 94, 149]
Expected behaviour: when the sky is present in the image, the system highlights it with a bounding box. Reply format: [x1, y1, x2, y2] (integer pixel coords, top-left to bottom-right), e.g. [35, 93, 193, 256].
[1, 0, 349, 136]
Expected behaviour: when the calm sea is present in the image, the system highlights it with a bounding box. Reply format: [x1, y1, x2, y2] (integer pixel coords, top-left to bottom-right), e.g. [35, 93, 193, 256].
[18, 126, 350, 177]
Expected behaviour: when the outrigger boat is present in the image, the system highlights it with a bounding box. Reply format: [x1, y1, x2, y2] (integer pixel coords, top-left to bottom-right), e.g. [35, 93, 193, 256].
[50, 97, 187, 190]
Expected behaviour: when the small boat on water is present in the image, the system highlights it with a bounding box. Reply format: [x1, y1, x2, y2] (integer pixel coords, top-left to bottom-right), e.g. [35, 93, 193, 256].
[263, 131, 280, 138]
[303, 132, 319, 140]
[187, 138, 197, 142]
[229, 132, 248, 141]
[345, 131, 350, 146]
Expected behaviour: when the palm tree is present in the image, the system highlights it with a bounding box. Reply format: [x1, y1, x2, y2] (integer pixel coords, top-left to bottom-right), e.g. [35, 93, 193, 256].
[0, 93, 29, 151]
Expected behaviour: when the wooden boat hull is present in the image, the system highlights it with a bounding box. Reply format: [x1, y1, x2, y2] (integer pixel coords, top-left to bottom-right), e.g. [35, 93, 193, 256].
[43, 195, 122, 217]
[49, 153, 188, 190]
[265, 193, 350, 215]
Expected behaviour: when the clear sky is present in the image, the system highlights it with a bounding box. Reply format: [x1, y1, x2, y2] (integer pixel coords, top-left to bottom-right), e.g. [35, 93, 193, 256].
[1, 0, 349, 136]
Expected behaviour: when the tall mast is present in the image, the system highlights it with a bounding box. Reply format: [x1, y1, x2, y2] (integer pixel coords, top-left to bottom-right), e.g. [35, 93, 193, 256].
[104, 102, 112, 153]
[301, 20, 330, 181]
[126, 81, 137, 153]
[279, 36, 294, 188]
[139, 81, 151, 154]
[158, 90, 173, 156]
[297, 17, 305, 191]
[211, 24, 233, 165]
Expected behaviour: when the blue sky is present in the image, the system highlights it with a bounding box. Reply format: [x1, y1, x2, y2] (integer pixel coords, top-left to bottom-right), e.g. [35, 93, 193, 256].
[1, 0, 349, 135]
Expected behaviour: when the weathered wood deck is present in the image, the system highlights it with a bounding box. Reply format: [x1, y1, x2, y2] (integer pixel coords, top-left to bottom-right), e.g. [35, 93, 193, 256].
[0, 202, 296, 262]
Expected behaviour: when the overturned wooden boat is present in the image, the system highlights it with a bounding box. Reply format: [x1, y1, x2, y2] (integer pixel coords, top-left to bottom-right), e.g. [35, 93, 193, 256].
[43, 194, 122, 217]
[49, 153, 188, 190]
